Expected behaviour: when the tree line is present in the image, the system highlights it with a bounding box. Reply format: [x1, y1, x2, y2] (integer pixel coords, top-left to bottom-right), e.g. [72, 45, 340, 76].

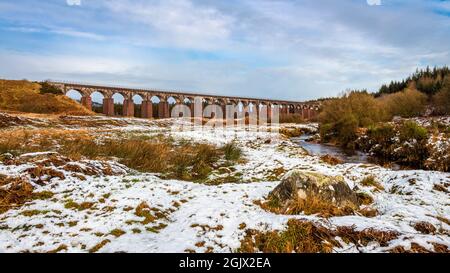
[377, 66, 450, 96]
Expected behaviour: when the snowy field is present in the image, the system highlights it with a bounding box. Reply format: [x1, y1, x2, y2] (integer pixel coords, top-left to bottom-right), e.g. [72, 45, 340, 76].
[0, 115, 449, 253]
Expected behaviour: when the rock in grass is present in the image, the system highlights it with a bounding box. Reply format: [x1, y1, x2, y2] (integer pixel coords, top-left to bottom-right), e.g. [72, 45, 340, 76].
[269, 170, 361, 208]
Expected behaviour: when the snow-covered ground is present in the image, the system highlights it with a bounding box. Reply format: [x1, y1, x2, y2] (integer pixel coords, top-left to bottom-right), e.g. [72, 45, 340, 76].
[0, 115, 449, 253]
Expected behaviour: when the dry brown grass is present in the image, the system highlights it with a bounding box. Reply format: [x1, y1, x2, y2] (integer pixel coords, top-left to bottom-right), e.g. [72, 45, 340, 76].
[0, 79, 92, 115]
[47, 244, 68, 253]
[238, 219, 399, 253]
[389, 242, 449, 253]
[110, 229, 126, 238]
[360, 176, 385, 192]
[64, 200, 95, 211]
[413, 221, 437, 234]
[434, 215, 450, 226]
[0, 172, 58, 214]
[433, 184, 449, 193]
[320, 154, 343, 165]
[356, 192, 374, 205]
[335, 226, 399, 247]
[135, 202, 156, 225]
[279, 127, 304, 138]
[0, 128, 224, 182]
[255, 195, 360, 218]
[0, 175, 34, 214]
[0, 128, 92, 156]
[26, 166, 66, 185]
[255, 192, 377, 218]
[89, 239, 111, 253]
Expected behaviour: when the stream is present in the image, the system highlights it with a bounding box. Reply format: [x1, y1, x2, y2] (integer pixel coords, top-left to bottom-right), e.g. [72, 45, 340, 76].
[292, 135, 400, 169]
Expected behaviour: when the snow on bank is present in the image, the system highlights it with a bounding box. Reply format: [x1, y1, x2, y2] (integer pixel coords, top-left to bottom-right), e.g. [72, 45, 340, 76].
[0, 116, 449, 253]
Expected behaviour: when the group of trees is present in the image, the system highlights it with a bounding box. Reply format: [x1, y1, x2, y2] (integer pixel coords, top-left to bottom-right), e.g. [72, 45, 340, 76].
[319, 91, 388, 149]
[377, 66, 450, 96]
[39, 81, 64, 95]
[375, 66, 450, 116]
[432, 76, 450, 115]
[318, 66, 450, 149]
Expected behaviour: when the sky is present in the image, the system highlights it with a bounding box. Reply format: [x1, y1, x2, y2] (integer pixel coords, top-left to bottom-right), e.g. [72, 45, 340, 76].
[0, 0, 449, 101]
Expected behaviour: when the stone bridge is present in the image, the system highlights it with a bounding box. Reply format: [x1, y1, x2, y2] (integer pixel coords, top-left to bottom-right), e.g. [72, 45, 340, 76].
[51, 82, 320, 120]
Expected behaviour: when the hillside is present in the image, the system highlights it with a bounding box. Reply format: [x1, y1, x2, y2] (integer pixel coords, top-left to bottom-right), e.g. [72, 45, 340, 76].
[0, 79, 93, 115]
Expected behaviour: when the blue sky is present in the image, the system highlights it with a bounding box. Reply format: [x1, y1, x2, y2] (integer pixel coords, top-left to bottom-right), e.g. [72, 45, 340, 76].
[0, 0, 449, 101]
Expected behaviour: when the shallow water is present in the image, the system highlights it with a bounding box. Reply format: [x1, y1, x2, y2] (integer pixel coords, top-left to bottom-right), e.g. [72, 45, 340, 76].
[293, 135, 403, 170]
[292, 135, 371, 164]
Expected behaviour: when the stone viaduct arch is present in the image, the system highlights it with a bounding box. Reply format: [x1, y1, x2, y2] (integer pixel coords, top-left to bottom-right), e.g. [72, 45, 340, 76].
[52, 82, 321, 121]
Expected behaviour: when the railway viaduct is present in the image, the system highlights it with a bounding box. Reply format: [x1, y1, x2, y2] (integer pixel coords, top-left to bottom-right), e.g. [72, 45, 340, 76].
[51, 82, 320, 120]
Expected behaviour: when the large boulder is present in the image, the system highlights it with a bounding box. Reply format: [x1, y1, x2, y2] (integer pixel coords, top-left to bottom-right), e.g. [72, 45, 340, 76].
[269, 170, 361, 208]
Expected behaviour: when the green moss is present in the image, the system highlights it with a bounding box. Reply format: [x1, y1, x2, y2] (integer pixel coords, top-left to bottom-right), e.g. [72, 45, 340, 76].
[64, 200, 95, 211]
[20, 210, 50, 217]
[33, 191, 54, 200]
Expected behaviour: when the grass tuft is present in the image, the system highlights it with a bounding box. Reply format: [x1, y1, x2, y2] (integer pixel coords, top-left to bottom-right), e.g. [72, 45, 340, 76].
[238, 219, 399, 253]
[360, 176, 385, 192]
[221, 142, 243, 161]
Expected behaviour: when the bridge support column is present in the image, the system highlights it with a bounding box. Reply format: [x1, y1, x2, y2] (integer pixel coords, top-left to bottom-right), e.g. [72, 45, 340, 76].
[81, 96, 92, 111]
[123, 99, 135, 117]
[310, 108, 317, 120]
[103, 98, 114, 116]
[243, 105, 250, 117]
[189, 103, 194, 118]
[279, 105, 286, 121]
[305, 107, 311, 120]
[258, 105, 267, 125]
[158, 101, 170, 119]
[255, 105, 260, 121]
[220, 104, 226, 119]
[141, 100, 153, 119]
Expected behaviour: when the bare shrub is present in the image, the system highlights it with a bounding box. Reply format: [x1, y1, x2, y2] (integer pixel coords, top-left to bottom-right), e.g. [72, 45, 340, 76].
[319, 91, 388, 149]
[379, 87, 428, 118]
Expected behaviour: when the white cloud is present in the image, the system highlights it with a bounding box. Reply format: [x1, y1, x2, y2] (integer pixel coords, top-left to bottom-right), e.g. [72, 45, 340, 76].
[367, 0, 381, 6]
[105, 0, 233, 50]
[0, 50, 133, 78]
[66, 0, 81, 6]
[4, 26, 104, 41]
[51, 29, 104, 41]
